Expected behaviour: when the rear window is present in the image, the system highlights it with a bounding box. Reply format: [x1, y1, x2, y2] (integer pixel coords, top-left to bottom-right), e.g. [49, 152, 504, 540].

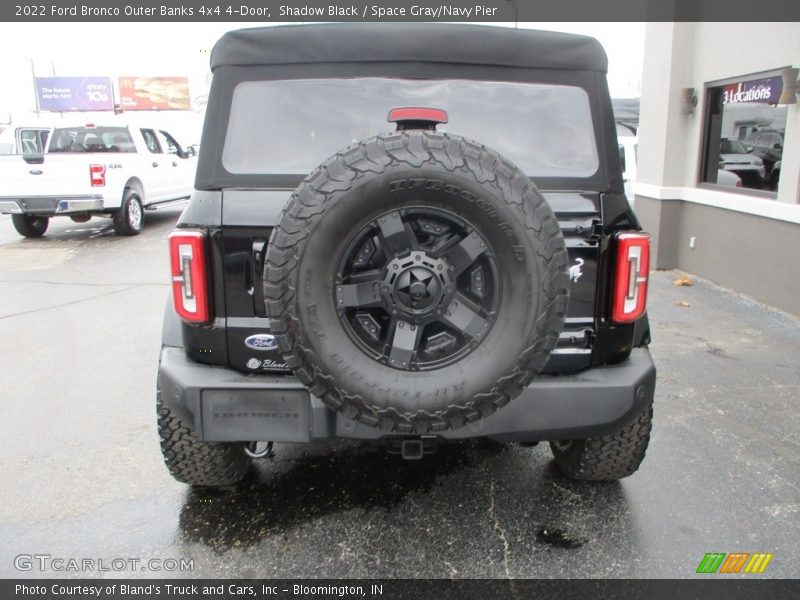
[49, 126, 136, 153]
[222, 78, 599, 178]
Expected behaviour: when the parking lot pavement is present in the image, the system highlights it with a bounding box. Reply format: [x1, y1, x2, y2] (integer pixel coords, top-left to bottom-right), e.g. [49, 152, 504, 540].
[0, 210, 798, 579]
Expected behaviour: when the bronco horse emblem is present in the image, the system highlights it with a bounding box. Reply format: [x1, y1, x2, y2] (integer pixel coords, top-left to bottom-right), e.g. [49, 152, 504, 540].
[569, 258, 584, 283]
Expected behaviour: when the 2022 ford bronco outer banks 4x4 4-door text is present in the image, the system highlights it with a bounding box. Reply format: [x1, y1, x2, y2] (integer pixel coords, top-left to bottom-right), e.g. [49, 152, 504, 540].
[158, 24, 656, 487]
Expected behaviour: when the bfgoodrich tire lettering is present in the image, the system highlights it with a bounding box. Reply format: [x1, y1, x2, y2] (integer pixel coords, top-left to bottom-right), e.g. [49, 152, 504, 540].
[264, 131, 569, 433]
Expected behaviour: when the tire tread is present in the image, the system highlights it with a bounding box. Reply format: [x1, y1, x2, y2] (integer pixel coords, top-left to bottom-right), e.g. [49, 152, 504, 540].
[157, 391, 249, 486]
[549, 404, 654, 481]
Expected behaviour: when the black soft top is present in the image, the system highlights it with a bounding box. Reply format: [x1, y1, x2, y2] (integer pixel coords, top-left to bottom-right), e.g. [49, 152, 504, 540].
[211, 23, 608, 73]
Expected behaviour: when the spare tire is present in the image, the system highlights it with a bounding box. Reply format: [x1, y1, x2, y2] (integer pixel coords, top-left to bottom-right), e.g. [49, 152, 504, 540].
[264, 131, 568, 433]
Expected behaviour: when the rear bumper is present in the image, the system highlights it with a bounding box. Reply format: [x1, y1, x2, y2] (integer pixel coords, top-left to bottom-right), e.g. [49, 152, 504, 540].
[0, 195, 104, 215]
[159, 346, 656, 443]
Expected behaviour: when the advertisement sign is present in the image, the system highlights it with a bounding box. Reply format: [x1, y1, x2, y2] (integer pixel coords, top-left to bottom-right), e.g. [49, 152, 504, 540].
[118, 77, 191, 110]
[723, 76, 783, 105]
[35, 77, 114, 111]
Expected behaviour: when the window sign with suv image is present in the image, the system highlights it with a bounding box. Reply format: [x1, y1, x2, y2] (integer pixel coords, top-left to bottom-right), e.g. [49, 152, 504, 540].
[157, 24, 656, 487]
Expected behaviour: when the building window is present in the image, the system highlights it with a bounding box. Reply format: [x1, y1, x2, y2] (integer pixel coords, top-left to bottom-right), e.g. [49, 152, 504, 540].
[700, 71, 788, 193]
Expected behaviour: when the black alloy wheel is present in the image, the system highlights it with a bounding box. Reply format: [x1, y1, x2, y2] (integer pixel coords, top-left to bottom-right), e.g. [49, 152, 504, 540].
[335, 206, 500, 371]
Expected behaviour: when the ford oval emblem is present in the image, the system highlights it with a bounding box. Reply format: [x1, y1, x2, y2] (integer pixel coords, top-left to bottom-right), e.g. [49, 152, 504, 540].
[244, 334, 278, 351]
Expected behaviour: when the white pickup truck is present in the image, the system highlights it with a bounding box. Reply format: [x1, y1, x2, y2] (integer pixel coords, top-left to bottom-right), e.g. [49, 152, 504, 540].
[0, 123, 196, 237]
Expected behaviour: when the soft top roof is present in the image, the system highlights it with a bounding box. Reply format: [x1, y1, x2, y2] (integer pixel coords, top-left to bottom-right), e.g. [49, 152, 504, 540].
[211, 24, 607, 73]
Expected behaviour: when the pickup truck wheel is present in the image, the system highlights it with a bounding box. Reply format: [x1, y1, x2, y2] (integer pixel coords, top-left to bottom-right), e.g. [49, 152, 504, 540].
[11, 214, 49, 238]
[264, 130, 569, 433]
[113, 191, 144, 236]
[549, 402, 653, 481]
[157, 392, 250, 487]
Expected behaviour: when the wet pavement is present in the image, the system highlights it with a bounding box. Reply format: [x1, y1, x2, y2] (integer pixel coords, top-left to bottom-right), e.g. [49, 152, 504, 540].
[0, 210, 798, 579]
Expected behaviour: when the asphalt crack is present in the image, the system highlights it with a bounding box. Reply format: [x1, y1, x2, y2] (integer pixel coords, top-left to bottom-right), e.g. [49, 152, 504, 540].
[489, 480, 512, 578]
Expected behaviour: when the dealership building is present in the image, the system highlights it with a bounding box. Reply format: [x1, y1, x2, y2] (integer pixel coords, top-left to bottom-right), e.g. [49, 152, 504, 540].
[635, 22, 799, 315]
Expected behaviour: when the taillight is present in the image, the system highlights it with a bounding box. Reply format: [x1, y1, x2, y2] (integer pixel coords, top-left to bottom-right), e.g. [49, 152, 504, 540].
[168, 230, 209, 323]
[611, 232, 650, 324]
[89, 164, 106, 187]
[388, 107, 449, 124]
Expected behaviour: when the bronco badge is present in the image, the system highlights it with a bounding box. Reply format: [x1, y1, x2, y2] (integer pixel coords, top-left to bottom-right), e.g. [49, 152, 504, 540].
[569, 258, 584, 283]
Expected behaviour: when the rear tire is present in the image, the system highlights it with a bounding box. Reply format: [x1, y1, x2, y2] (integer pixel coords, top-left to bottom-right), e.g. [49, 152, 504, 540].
[157, 390, 250, 487]
[549, 402, 653, 481]
[11, 214, 49, 238]
[113, 190, 144, 236]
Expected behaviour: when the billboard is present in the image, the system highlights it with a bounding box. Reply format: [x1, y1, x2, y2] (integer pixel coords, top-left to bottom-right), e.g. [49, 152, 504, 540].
[35, 77, 114, 111]
[118, 77, 191, 110]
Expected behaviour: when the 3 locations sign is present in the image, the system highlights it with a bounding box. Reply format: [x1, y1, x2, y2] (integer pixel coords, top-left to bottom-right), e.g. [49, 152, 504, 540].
[35, 77, 113, 111]
[119, 77, 191, 110]
[723, 76, 783, 105]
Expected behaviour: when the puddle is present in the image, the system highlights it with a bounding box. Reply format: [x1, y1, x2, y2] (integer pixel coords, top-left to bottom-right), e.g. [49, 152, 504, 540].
[535, 527, 586, 549]
[178, 439, 506, 550]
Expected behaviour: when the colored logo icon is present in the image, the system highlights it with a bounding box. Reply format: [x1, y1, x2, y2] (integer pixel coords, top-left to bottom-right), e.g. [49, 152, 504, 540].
[696, 552, 773, 574]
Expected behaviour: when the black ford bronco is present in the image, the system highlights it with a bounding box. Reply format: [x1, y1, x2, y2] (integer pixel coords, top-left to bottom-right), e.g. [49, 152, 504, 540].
[157, 24, 656, 486]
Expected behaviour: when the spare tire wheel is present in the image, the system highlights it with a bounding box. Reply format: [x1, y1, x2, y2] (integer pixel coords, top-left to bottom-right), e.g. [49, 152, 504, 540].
[264, 131, 569, 433]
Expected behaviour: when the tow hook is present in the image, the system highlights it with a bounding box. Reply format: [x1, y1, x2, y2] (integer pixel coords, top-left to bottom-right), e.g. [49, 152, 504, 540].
[244, 441, 274, 459]
[385, 436, 440, 460]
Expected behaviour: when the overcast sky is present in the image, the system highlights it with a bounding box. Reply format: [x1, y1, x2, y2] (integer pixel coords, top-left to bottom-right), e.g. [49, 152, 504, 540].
[0, 22, 644, 139]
